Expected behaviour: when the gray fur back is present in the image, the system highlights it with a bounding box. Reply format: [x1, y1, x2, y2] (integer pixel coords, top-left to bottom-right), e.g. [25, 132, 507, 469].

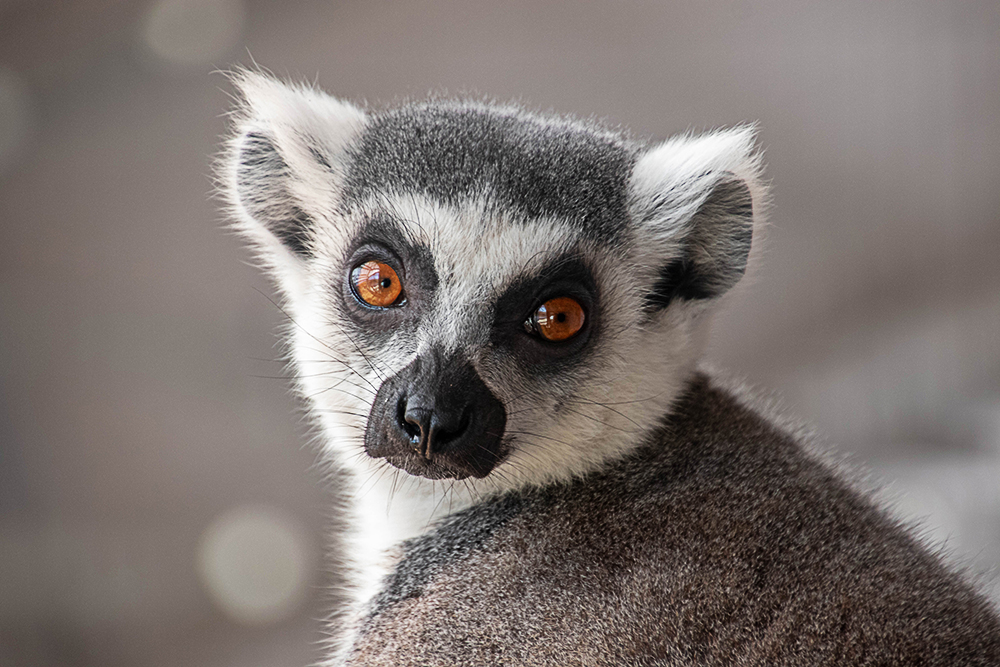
[348, 373, 1000, 666]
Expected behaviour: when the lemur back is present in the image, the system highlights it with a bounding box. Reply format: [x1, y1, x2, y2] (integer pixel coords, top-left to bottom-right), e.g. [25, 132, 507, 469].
[355, 374, 1000, 665]
[220, 72, 1000, 666]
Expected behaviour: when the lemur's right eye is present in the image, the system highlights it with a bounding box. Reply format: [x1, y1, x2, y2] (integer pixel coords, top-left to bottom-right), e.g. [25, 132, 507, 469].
[351, 260, 404, 308]
[525, 296, 586, 342]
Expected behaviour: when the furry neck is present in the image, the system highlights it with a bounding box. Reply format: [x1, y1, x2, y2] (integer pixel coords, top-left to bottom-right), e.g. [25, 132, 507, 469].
[339, 462, 480, 611]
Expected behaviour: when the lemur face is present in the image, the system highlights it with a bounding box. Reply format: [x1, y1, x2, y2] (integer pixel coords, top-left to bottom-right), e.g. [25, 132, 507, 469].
[224, 73, 763, 491]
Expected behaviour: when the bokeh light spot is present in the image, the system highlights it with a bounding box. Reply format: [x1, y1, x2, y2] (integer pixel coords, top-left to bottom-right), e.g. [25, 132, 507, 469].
[196, 505, 312, 626]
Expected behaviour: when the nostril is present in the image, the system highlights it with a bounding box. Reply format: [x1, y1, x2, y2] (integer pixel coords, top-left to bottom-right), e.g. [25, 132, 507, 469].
[403, 424, 421, 445]
[402, 417, 422, 445]
[395, 394, 407, 428]
[397, 396, 422, 445]
[397, 392, 475, 457]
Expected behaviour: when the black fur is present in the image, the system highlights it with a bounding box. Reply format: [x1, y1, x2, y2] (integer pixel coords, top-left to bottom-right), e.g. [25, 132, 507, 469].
[489, 253, 599, 371]
[279, 206, 314, 257]
[336, 214, 440, 353]
[342, 103, 639, 241]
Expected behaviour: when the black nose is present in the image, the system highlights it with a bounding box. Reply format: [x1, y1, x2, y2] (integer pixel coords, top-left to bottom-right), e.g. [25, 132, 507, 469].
[365, 347, 507, 480]
[400, 400, 470, 459]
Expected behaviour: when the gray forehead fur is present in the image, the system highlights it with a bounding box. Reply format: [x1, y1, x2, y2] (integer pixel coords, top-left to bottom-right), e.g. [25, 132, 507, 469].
[342, 102, 640, 240]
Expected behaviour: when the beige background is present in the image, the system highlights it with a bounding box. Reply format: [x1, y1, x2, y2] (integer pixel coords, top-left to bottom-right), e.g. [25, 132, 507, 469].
[1, 1, 998, 665]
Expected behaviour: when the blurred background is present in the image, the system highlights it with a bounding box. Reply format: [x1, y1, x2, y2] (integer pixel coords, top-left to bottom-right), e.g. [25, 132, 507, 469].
[1, 1, 998, 665]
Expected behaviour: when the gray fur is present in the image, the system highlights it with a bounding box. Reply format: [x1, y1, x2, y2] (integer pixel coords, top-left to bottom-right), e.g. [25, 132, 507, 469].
[219, 73, 1000, 667]
[343, 102, 639, 241]
[368, 492, 527, 618]
[349, 374, 1000, 665]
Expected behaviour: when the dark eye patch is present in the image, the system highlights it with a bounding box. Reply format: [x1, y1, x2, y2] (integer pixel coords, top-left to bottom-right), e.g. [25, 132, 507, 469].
[490, 254, 599, 369]
[335, 214, 439, 347]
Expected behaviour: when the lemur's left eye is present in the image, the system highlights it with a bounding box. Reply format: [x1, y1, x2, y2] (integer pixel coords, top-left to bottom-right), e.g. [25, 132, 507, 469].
[351, 260, 404, 307]
[525, 297, 586, 342]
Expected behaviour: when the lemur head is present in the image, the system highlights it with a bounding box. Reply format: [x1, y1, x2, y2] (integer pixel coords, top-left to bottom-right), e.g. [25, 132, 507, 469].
[222, 72, 765, 493]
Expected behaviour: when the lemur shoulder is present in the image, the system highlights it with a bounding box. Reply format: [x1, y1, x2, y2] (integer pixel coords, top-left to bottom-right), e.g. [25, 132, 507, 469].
[221, 71, 1000, 666]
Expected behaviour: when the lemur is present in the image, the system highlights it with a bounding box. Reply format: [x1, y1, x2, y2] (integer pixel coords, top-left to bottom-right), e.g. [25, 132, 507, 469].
[220, 71, 1000, 665]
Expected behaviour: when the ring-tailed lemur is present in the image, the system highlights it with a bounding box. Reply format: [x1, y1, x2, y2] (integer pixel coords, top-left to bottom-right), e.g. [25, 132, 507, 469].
[220, 71, 1000, 665]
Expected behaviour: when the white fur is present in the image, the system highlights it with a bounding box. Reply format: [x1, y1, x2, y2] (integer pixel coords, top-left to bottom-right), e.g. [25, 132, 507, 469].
[629, 126, 766, 233]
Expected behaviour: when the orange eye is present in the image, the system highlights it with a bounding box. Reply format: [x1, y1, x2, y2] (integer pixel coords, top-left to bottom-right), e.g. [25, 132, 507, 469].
[529, 296, 586, 342]
[352, 260, 403, 307]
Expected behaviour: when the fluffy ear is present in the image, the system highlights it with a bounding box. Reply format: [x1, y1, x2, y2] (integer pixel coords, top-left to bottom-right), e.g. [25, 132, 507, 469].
[220, 71, 367, 270]
[628, 127, 765, 310]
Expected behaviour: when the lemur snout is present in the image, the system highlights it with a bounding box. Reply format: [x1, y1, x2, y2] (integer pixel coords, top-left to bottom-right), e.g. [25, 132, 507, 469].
[365, 347, 507, 480]
[400, 398, 469, 460]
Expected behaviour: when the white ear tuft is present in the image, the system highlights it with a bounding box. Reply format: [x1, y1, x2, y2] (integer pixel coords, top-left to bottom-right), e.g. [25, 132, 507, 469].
[229, 70, 367, 171]
[219, 70, 367, 280]
[628, 126, 767, 309]
[629, 126, 765, 233]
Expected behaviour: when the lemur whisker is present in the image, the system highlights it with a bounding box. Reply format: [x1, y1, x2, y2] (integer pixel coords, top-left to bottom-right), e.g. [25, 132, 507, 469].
[290, 343, 381, 394]
[252, 285, 357, 359]
[328, 323, 390, 383]
[386, 469, 403, 514]
[560, 406, 643, 435]
[252, 369, 375, 390]
[297, 323, 386, 390]
[426, 484, 451, 529]
[496, 446, 556, 475]
[563, 398, 648, 431]
[304, 378, 370, 401]
[502, 429, 573, 450]
[356, 461, 395, 500]
[446, 479, 457, 515]
[562, 392, 665, 407]
[312, 409, 370, 421]
[303, 381, 375, 404]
